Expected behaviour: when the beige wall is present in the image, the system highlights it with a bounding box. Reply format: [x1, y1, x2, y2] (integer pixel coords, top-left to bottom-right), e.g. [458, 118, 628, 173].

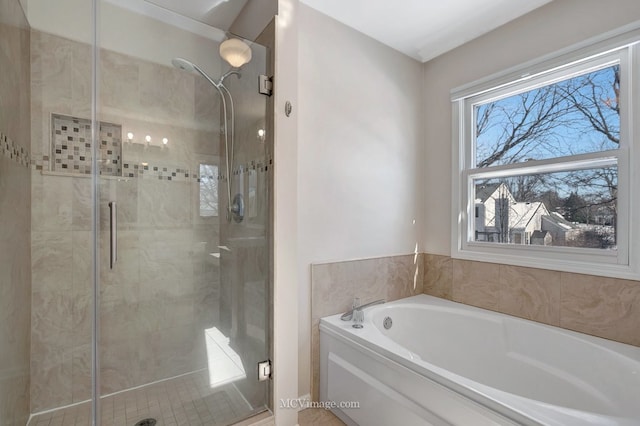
[297, 3, 424, 397]
[0, 0, 31, 423]
[422, 0, 640, 255]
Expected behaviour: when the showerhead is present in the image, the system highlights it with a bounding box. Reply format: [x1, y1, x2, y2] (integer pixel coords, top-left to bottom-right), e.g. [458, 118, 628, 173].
[172, 57, 222, 90]
[171, 58, 196, 72]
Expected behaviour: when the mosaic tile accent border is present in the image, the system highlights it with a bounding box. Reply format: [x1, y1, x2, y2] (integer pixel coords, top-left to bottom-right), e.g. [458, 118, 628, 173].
[229, 158, 273, 179]
[33, 125, 273, 182]
[0, 131, 30, 168]
[119, 156, 274, 182]
[122, 161, 192, 181]
[51, 114, 122, 176]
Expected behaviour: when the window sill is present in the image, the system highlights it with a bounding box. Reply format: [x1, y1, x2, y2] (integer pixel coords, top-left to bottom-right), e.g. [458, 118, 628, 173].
[451, 245, 640, 281]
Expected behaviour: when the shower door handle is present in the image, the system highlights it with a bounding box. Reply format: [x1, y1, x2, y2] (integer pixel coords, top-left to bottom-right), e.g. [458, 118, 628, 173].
[109, 201, 117, 269]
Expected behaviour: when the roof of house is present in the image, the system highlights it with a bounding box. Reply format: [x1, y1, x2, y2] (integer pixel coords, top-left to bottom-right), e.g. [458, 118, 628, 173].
[475, 183, 501, 202]
[510, 202, 549, 229]
[542, 211, 579, 230]
[531, 230, 550, 239]
[475, 183, 517, 204]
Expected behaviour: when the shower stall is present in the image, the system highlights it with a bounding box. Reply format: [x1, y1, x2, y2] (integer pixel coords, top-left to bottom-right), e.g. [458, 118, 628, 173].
[0, 0, 275, 424]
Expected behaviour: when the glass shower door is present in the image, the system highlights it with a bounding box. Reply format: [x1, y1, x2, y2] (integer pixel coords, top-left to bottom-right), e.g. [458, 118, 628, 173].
[96, 3, 271, 425]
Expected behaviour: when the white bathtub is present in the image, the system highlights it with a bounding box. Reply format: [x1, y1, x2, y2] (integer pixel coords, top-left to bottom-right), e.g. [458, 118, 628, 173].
[319, 294, 640, 426]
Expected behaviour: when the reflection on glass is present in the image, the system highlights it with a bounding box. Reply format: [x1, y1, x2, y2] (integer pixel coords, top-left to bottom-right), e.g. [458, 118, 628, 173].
[205, 327, 247, 388]
[473, 167, 617, 249]
[200, 163, 219, 217]
[248, 169, 257, 218]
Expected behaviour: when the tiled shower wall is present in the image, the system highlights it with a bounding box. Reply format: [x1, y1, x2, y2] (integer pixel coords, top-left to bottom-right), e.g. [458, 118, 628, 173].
[0, 0, 31, 424]
[29, 30, 226, 412]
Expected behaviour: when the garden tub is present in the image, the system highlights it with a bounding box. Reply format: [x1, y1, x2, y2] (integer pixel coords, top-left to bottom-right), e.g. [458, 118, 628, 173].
[319, 294, 640, 425]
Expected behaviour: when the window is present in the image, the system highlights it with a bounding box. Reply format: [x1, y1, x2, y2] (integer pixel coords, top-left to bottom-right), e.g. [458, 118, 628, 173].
[452, 31, 640, 279]
[199, 163, 219, 217]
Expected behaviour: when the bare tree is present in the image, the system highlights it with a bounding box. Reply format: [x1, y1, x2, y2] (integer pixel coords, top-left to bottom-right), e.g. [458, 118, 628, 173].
[475, 85, 576, 167]
[475, 64, 620, 248]
[199, 164, 219, 217]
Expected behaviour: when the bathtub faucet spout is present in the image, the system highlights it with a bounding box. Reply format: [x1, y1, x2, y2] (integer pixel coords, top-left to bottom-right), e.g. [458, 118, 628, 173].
[340, 298, 386, 321]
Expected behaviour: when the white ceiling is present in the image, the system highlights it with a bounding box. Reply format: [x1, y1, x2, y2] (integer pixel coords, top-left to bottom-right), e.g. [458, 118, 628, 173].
[21, 0, 553, 63]
[143, 0, 249, 31]
[300, 0, 553, 62]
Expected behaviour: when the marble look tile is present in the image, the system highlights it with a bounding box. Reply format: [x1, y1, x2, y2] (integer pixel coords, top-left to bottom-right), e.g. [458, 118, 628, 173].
[138, 229, 195, 300]
[97, 178, 139, 231]
[72, 232, 92, 349]
[31, 174, 73, 231]
[0, 370, 30, 426]
[100, 48, 140, 111]
[0, 4, 31, 422]
[32, 31, 73, 107]
[0, 169, 29, 243]
[311, 257, 388, 321]
[30, 334, 73, 412]
[136, 325, 206, 385]
[0, 14, 30, 152]
[99, 298, 202, 394]
[310, 254, 423, 401]
[99, 335, 139, 395]
[70, 38, 92, 117]
[115, 178, 139, 227]
[72, 177, 92, 231]
[194, 76, 220, 129]
[99, 230, 140, 305]
[423, 253, 453, 300]
[498, 265, 560, 326]
[72, 344, 92, 403]
[0, 236, 31, 369]
[560, 273, 640, 346]
[138, 62, 195, 124]
[99, 301, 138, 348]
[310, 319, 320, 402]
[137, 296, 196, 334]
[31, 231, 73, 292]
[386, 253, 424, 300]
[31, 289, 73, 352]
[137, 180, 192, 228]
[452, 259, 501, 310]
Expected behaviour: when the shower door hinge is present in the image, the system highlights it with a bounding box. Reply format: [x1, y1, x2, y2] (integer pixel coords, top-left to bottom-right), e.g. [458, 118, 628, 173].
[259, 75, 273, 96]
[258, 359, 272, 381]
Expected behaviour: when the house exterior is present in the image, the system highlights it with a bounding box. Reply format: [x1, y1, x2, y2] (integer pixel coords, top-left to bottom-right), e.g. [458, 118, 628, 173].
[474, 183, 580, 246]
[541, 212, 581, 245]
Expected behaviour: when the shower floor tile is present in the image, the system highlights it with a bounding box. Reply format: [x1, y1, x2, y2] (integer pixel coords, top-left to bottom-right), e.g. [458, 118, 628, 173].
[28, 371, 265, 426]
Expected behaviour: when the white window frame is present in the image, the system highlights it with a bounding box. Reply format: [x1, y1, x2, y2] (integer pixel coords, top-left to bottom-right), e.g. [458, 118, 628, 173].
[451, 24, 640, 280]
